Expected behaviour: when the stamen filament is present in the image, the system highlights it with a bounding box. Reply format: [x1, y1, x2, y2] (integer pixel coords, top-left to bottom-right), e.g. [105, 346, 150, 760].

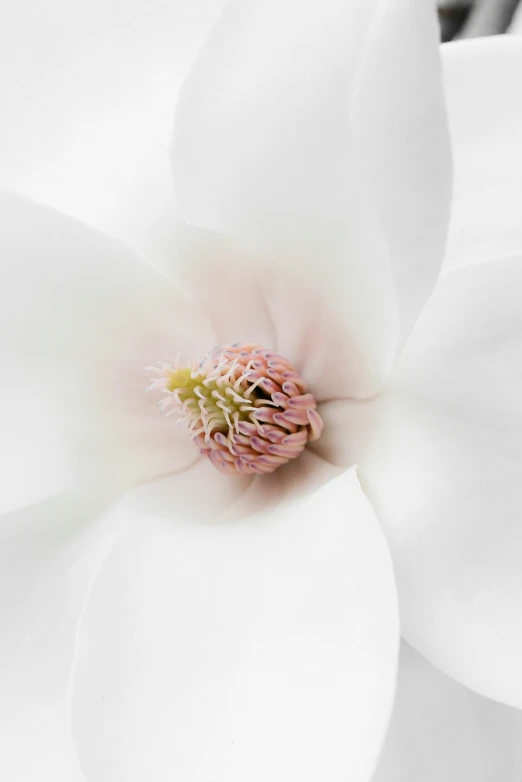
[148, 343, 323, 476]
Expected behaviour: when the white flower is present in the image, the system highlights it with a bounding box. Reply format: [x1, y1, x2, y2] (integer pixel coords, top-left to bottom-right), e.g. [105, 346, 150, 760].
[0, 1, 521, 781]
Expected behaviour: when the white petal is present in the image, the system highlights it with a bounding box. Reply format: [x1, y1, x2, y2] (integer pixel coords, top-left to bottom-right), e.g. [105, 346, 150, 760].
[0, 191, 213, 513]
[71, 462, 399, 782]
[0, 492, 116, 781]
[0, 0, 226, 265]
[163, 224, 277, 349]
[313, 254, 522, 706]
[510, 3, 522, 32]
[0, 0, 279, 350]
[373, 642, 522, 782]
[173, 0, 451, 398]
[443, 36, 522, 269]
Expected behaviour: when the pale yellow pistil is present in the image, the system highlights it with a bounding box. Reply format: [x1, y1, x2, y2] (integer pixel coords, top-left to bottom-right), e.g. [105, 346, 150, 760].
[164, 364, 259, 439]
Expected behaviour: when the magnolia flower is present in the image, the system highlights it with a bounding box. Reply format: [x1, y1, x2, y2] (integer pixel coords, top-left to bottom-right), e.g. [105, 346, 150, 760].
[1, 1, 522, 781]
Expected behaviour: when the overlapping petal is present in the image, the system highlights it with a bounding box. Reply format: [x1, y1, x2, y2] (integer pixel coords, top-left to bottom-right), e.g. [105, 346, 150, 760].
[173, 0, 452, 400]
[2, 8, 519, 782]
[0, 0, 226, 265]
[70, 463, 399, 782]
[510, 4, 522, 32]
[442, 36, 522, 269]
[0, 191, 213, 513]
[373, 642, 522, 782]
[313, 253, 522, 706]
[0, 492, 116, 782]
[159, 225, 277, 350]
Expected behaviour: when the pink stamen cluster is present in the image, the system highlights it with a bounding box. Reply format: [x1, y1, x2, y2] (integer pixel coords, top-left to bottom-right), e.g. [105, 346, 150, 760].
[147, 342, 323, 476]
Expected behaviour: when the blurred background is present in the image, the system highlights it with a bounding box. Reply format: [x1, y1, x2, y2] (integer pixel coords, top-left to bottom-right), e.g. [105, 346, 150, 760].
[437, 0, 522, 40]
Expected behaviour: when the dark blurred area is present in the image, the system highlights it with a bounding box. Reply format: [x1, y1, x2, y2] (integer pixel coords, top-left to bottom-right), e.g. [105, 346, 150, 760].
[437, 0, 521, 41]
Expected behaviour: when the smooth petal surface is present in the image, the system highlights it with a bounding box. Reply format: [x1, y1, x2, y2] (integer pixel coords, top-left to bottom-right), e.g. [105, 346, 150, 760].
[0, 492, 116, 782]
[0, 0, 276, 356]
[373, 642, 522, 782]
[443, 36, 522, 269]
[173, 0, 452, 399]
[71, 461, 399, 782]
[0, 0, 226, 265]
[0, 191, 213, 513]
[511, 4, 522, 32]
[162, 225, 277, 351]
[312, 254, 522, 706]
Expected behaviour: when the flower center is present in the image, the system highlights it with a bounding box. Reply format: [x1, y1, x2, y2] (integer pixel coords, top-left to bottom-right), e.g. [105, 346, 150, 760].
[147, 343, 323, 476]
